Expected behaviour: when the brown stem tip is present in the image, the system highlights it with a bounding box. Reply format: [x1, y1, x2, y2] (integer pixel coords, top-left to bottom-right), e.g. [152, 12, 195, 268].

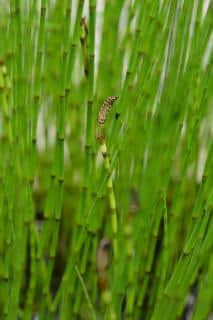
[97, 96, 118, 125]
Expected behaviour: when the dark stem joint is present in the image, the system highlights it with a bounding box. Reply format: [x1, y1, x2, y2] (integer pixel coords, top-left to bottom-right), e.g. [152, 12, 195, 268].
[58, 177, 64, 184]
[115, 112, 120, 120]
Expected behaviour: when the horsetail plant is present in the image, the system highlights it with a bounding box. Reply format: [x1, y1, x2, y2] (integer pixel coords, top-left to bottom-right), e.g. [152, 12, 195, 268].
[0, 0, 212, 319]
[97, 96, 119, 259]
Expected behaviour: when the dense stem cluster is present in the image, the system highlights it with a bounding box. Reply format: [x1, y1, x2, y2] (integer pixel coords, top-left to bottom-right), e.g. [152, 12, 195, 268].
[0, 0, 212, 319]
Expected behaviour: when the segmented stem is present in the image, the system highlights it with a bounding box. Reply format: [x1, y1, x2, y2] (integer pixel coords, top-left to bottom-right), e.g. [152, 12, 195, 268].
[97, 97, 118, 259]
